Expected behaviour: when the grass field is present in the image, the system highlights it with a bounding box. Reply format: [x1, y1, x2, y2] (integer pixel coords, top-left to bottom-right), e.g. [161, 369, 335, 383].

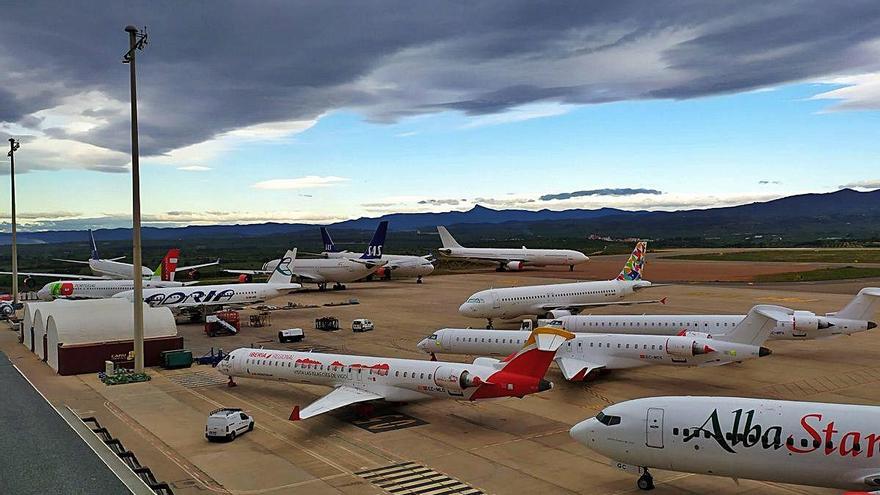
[668, 249, 880, 264]
[754, 266, 880, 282]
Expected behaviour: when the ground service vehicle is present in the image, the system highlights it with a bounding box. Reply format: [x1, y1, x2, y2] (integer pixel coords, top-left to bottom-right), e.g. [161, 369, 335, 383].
[205, 408, 254, 441]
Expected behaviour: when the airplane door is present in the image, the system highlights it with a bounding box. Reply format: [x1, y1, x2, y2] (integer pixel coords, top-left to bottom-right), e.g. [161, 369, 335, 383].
[491, 291, 501, 309]
[646, 407, 664, 448]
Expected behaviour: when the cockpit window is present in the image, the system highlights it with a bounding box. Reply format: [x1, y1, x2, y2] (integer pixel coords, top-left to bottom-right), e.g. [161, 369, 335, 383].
[466, 298, 484, 304]
[221, 355, 231, 362]
[548, 320, 564, 327]
[427, 334, 438, 340]
[596, 411, 621, 426]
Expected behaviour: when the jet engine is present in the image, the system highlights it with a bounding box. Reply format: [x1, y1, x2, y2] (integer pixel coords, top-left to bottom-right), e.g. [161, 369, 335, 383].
[665, 337, 715, 357]
[433, 366, 483, 391]
[506, 261, 525, 271]
[238, 274, 253, 283]
[544, 309, 573, 319]
[791, 310, 830, 332]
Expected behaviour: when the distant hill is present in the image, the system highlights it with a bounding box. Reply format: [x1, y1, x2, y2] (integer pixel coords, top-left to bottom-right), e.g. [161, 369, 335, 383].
[1, 188, 879, 245]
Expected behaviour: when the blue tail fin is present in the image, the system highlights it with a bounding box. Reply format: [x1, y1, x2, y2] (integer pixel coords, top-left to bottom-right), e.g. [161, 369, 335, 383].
[320, 226, 338, 253]
[360, 221, 388, 259]
[89, 230, 99, 260]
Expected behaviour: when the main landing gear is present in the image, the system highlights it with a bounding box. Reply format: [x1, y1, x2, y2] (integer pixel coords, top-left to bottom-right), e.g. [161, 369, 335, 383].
[637, 469, 654, 491]
[485, 319, 494, 329]
[416, 275, 423, 284]
[333, 283, 346, 290]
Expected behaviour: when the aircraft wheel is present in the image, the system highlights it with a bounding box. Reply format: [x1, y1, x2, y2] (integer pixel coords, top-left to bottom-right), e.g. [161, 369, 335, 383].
[637, 473, 654, 491]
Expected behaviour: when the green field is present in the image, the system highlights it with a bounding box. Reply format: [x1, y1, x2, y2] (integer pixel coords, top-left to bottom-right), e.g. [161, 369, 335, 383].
[754, 266, 880, 283]
[667, 249, 880, 264]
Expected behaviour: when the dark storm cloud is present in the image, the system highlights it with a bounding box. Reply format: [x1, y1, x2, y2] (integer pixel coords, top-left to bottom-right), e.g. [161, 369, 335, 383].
[1, 1, 879, 162]
[540, 188, 663, 201]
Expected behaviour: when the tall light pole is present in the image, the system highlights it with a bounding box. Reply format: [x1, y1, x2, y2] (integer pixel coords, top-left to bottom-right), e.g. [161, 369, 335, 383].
[7, 138, 20, 308]
[124, 25, 148, 373]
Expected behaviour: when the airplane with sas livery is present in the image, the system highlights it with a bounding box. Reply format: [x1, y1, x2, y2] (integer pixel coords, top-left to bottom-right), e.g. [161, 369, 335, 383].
[571, 395, 880, 492]
[317, 222, 434, 283]
[35, 249, 194, 300]
[458, 242, 662, 327]
[418, 304, 781, 381]
[114, 249, 300, 312]
[2, 230, 218, 284]
[216, 326, 573, 420]
[551, 287, 880, 341]
[437, 225, 589, 271]
[225, 223, 388, 290]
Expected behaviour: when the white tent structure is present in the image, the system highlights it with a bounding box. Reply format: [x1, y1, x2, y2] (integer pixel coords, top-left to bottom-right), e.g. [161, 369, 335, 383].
[44, 299, 177, 373]
[21, 301, 57, 354]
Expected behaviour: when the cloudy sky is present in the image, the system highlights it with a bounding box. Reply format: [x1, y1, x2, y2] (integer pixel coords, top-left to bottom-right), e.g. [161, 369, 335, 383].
[1, 1, 879, 230]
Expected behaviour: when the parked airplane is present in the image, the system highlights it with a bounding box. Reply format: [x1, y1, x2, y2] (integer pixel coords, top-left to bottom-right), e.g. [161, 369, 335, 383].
[437, 226, 589, 271]
[3, 231, 218, 285]
[115, 249, 301, 312]
[35, 249, 194, 300]
[551, 287, 880, 340]
[419, 305, 781, 381]
[459, 242, 662, 327]
[571, 396, 880, 492]
[225, 223, 388, 290]
[216, 326, 573, 420]
[318, 222, 434, 283]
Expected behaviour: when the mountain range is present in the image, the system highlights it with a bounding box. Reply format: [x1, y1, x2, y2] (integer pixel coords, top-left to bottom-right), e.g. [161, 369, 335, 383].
[1, 188, 878, 245]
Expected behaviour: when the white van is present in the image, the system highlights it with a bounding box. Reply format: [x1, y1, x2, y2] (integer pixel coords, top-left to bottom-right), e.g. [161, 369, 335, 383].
[352, 318, 374, 332]
[205, 408, 254, 441]
[278, 328, 305, 343]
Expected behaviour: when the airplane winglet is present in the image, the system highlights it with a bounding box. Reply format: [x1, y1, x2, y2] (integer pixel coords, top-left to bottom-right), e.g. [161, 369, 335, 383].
[289, 406, 301, 421]
[660, 297, 667, 305]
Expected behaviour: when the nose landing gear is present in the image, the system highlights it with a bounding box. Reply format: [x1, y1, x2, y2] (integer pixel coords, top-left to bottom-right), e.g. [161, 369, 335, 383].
[637, 470, 654, 490]
[485, 318, 494, 329]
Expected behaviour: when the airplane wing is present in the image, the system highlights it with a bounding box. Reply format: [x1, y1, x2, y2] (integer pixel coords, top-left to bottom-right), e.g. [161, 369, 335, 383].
[555, 357, 604, 381]
[347, 259, 388, 269]
[224, 269, 271, 276]
[290, 385, 383, 421]
[0, 271, 109, 280]
[52, 258, 92, 265]
[540, 298, 667, 313]
[177, 259, 220, 272]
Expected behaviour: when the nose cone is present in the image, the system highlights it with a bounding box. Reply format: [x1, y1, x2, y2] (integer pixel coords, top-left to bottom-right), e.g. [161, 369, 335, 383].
[570, 418, 598, 444]
[759, 346, 773, 357]
[869, 321, 877, 330]
[37, 287, 52, 301]
[416, 338, 431, 352]
[458, 303, 471, 315]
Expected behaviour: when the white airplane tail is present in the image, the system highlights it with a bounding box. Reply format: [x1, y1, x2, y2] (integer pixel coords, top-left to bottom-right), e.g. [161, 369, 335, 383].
[720, 304, 794, 345]
[268, 249, 297, 285]
[437, 226, 462, 249]
[833, 287, 880, 321]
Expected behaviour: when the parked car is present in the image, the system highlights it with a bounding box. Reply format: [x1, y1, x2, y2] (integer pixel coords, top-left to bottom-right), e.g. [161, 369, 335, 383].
[278, 328, 305, 343]
[205, 408, 254, 442]
[352, 318, 374, 332]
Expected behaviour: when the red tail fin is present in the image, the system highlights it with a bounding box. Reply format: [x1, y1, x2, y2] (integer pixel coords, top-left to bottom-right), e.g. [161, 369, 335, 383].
[160, 249, 180, 281]
[498, 327, 573, 378]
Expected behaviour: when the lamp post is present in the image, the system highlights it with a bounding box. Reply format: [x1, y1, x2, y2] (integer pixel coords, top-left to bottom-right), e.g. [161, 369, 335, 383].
[7, 138, 20, 307]
[124, 25, 148, 373]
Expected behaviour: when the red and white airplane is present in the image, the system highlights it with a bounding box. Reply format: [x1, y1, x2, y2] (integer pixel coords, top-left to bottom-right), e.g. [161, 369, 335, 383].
[571, 395, 880, 493]
[216, 326, 573, 420]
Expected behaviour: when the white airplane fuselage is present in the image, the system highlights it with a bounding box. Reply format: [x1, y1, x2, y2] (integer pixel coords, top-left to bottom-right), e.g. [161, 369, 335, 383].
[323, 252, 434, 278]
[216, 347, 544, 402]
[37, 279, 186, 301]
[88, 259, 154, 279]
[113, 282, 300, 308]
[263, 258, 380, 284]
[460, 280, 649, 320]
[439, 246, 588, 269]
[571, 396, 880, 491]
[418, 329, 765, 375]
[555, 313, 875, 340]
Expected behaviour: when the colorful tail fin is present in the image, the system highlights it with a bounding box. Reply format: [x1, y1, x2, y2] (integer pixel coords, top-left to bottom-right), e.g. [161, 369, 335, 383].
[320, 226, 338, 253]
[498, 327, 573, 377]
[268, 249, 297, 284]
[360, 221, 387, 260]
[437, 226, 462, 248]
[720, 304, 793, 345]
[835, 288, 880, 320]
[152, 249, 181, 281]
[89, 230, 99, 260]
[616, 241, 647, 281]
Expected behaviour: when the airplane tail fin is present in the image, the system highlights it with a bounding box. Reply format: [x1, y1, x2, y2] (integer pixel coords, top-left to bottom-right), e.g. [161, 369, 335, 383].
[616, 241, 647, 281]
[359, 221, 387, 260]
[437, 226, 462, 249]
[268, 249, 297, 284]
[498, 327, 574, 377]
[720, 304, 794, 345]
[833, 288, 880, 321]
[320, 226, 339, 253]
[89, 230, 99, 260]
[152, 249, 181, 281]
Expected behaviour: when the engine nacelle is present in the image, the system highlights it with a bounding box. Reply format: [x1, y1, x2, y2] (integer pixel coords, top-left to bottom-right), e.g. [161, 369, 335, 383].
[473, 357, 500, 368]
[665, 337, 714, 357]
[374, 266, 388, 279]
[677, 330, 712, 339]
[545, 309, 573, 319]
[506, 261, 524, 271]
[433, 366, 482, 391]
[792, 310, 822, 333]
[238, 274, 253, 283]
